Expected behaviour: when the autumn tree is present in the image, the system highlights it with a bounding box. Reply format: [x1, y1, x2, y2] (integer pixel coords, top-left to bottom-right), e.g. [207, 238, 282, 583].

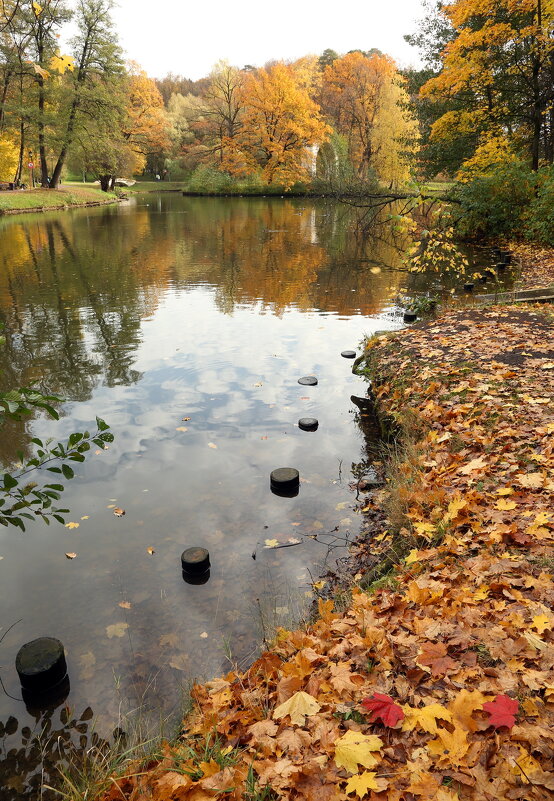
[420, 0, 554, 171]
[49, 0, 123, 187]
[322, 51, 419, 187]
[237, 61, 330, 188]
[197, 61, 245, 167]
[25, 0, 72, 185]
[121, 64, 169, 176]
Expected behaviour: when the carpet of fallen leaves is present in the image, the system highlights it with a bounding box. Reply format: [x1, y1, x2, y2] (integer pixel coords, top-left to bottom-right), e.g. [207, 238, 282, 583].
[511, 244, 554, 290]
[99, 305, 554, 801]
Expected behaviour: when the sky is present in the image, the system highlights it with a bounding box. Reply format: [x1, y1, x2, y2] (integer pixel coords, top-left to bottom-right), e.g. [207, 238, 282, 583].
[109, 0, 426, 80]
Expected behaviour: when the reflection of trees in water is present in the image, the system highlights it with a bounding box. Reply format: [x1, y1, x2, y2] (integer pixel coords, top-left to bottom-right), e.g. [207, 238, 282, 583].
[0, 704, 117, 801]
[0, 198, 411, 462]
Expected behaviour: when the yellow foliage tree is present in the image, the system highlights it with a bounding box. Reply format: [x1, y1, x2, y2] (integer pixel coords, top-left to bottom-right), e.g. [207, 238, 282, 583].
[421, 0, 554, 169]
[0, 136, 18, 180]
[456, 134, 520, 182]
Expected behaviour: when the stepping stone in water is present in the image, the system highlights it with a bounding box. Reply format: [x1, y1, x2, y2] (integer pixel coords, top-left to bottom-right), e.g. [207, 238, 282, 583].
[298, 418, 318, 431]
[181, 547, 210, 576]
[298, 376, 318, 386]
[16, 637, 67, 693]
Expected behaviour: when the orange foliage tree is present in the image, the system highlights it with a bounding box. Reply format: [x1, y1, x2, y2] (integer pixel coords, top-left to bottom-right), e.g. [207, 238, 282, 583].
[232, 62, 330, 189]
[321, 51, 418, 186]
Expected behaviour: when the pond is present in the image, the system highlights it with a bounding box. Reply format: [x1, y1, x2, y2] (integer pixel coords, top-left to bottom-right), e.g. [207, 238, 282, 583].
[0, 194, 504, 797]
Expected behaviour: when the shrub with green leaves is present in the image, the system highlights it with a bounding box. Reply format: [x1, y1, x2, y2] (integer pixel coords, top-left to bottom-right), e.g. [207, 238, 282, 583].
[0, 324, 112, 530]
[453, 162, 536, 239]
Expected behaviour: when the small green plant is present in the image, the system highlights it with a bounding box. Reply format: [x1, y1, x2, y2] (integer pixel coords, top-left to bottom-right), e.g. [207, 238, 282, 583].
[245, 764, 279, 801]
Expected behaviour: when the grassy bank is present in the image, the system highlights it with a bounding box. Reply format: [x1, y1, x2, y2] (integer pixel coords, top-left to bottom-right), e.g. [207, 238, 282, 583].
[72, 304, 554, 801]
[0, 186, 118, 214]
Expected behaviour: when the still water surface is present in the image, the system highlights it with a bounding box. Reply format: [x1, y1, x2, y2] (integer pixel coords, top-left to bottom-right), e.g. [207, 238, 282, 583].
[0, 194, 437, 795]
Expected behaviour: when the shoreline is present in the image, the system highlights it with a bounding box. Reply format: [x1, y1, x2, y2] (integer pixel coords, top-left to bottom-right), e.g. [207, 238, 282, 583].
[88, 302, 554, 801]
[0, 187, 120, 217]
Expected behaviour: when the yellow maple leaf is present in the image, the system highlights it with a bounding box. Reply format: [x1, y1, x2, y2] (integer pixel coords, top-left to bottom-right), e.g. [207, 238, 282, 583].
[65, 521, 79, 529]
[512, 746, 542, 783]
[443, 495, 466, 523]
[496, 498, 516, 511]
[32, 1, 42, 16]
[405, 548, 420, 566]
[413, 521, 436, 538]
[402, 703, 452, 735]
[427, 727, 469, 766]
[449, 689, 491, 732]
[544, 685, 554, 703]
[344, 771, 386, 796]
[272, 691, 320, 726]
[532, 614, 552, 634]
[334, 730, 383, 774]
[264, 539, 280, 548]
[496, 487, 514, 496]
[50, 52, 75, 74]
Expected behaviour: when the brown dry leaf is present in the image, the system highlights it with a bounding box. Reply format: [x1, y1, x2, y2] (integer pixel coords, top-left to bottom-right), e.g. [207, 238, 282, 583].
[113, 507, 125, 517]
[416, 642, 457, 676]
[118, 601, 132, 609]
[65, 552, 77, 559]
[146, 546, 155, 555]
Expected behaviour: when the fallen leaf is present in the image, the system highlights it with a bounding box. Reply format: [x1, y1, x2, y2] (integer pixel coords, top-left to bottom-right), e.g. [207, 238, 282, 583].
[344, 771, 386, 795]
[65, 552, 77, 559]
[417, 642, 456, 676]
[482, 695, 518, 729]
[200, 632, 208, 638]
[80, 515, 89, 520]
[334, 730, 383, 774]
[113, 508, 125, 517]
[362, 693, 405, 726]
[118, 601, 132, 609]
[175, 426, 188, 432]
[106, 622, 128, 638]
[65, 522, 79, 529]
[147, 546, 155, 555]
[496, 498, 516, 511]
[208, 442, 218, 449]
[264, 539, 280, 548]
[272, 691, 321, 726]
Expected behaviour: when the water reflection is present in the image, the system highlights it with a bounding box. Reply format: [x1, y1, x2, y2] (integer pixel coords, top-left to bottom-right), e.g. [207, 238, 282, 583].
[0, 195, 412, 798]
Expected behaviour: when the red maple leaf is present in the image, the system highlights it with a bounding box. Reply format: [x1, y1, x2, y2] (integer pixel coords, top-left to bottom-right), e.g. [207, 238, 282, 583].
[482, 695, 518, 729]
[362, 693, 405, 726]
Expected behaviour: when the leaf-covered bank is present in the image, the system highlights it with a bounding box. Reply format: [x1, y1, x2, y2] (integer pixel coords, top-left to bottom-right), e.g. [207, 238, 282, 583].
[92, 306, 554, 801]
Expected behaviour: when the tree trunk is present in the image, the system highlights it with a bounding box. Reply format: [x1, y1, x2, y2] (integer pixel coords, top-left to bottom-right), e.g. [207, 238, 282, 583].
[14, 119, 25, 185]
[99, 175, 112, 191]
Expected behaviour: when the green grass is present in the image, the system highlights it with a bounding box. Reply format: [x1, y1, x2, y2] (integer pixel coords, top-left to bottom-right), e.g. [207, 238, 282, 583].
[0, 185, 117, 213]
